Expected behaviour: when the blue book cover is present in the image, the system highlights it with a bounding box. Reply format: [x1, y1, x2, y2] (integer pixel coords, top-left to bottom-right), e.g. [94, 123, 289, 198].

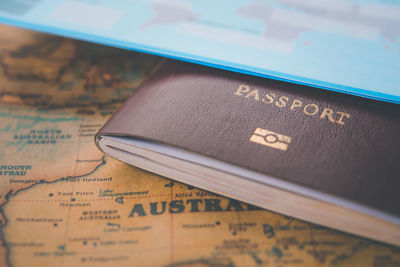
[0, 0, 399, 103]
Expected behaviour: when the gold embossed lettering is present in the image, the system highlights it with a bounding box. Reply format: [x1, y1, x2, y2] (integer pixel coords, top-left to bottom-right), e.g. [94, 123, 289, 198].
[245, 90, 260, 101]
[262, 93, 276, 104]
[234, 84, 250, 96]
[336, 112, 350, 125]
[320, 108, 336, 123]
[234, 84, 350, 127]
[275, 96, 289, 108]
[303, 104, 319, 116]
[290, 99, 303, 110]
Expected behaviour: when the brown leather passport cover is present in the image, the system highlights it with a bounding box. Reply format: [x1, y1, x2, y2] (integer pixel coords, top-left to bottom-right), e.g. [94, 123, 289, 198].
[97, 60, 400, 217]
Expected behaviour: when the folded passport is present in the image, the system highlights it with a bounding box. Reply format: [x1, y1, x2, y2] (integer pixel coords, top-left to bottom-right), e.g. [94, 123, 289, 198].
[96, 60, 400, 246]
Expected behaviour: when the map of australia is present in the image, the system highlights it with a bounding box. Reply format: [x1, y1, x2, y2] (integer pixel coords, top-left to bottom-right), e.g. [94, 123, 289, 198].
[0, 24, 399, 267]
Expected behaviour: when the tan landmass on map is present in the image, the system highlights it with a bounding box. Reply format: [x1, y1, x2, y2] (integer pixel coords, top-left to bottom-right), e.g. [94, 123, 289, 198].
[0, 24, 399, 267]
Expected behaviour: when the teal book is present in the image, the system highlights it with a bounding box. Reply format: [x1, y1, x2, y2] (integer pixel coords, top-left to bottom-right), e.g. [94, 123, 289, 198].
[0, 0, 400, 103]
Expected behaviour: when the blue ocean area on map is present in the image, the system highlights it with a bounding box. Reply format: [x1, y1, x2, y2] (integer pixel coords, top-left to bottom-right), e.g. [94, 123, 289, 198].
[0, 0, 399, 103]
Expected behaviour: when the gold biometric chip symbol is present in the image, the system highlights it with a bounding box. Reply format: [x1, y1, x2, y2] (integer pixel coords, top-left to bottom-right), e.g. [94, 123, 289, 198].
[249, 128, 291, 151]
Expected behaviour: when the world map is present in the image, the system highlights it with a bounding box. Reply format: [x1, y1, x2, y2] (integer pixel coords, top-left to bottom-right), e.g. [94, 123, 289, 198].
[0, 24, 399, 267]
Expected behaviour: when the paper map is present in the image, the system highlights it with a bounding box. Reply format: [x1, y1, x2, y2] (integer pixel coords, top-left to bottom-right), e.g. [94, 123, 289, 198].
[0, 24, 399, 267]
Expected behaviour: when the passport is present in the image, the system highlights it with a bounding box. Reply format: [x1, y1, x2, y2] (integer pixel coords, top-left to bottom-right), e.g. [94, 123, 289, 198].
[96, 60, 400, 246]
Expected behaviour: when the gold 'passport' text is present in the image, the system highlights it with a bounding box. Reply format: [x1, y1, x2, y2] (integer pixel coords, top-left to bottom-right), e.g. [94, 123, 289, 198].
[234, 84, 350, 126]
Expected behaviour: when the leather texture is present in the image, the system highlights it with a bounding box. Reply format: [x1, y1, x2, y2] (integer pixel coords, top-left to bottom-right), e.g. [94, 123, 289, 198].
[97, 60, 400, 217]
